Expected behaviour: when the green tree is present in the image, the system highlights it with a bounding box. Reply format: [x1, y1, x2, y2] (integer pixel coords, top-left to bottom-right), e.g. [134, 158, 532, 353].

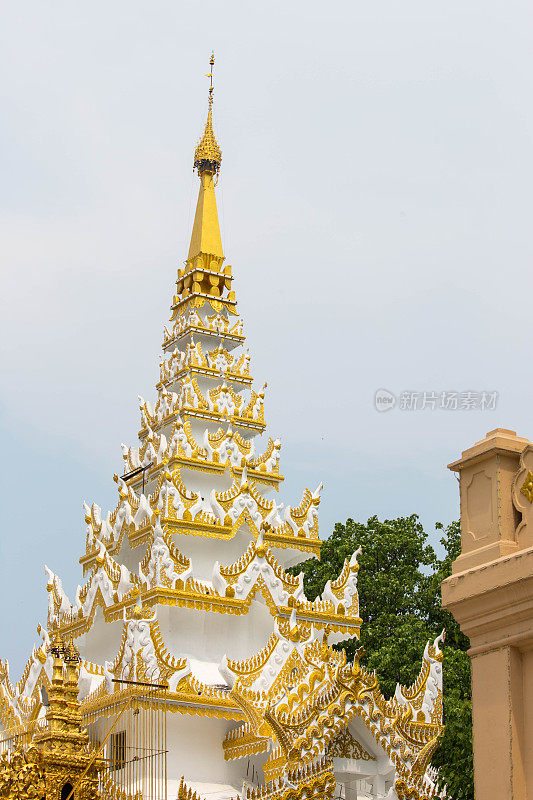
[289, 515, 473, 799]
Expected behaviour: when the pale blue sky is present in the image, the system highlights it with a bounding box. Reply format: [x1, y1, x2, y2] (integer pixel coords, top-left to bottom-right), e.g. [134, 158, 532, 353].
[1, 0, 533, 675]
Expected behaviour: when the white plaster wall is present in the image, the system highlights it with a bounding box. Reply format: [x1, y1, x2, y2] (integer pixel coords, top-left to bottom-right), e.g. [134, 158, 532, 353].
[78, 607, 124, 666]
[115, 537, 148, 574]
[157, 598, 275, 664]
[171, 529, 252, 582]
[166, 712, 243, 786]
[179, 466, 235, 497]
[269, 545, 312, 571]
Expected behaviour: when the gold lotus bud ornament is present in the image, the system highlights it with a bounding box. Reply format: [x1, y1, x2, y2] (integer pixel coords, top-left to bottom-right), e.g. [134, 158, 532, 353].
[132, 605, 143, 620]
[225, 585, 235, 598]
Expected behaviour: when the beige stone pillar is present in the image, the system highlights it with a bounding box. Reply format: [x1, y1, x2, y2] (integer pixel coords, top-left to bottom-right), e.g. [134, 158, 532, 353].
[442, 428, 533, 800]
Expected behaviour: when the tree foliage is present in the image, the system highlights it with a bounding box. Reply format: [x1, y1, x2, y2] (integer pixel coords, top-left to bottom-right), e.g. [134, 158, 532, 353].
[289, 515, 473, 800]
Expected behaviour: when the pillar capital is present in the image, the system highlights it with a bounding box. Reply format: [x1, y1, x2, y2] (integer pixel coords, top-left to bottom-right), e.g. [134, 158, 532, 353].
[448, 428, 530, 574]
[443, 428, 533, 798]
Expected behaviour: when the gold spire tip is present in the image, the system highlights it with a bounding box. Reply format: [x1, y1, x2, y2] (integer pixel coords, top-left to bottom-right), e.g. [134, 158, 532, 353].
[194, 52, 222, 176]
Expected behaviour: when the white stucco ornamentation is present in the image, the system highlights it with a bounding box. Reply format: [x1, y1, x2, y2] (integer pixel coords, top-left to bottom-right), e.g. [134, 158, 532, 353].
[0, 91, 444, 800]
[394, 632, 444, 724]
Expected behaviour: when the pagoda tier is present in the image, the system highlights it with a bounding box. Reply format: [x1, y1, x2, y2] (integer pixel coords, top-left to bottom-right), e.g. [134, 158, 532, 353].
[46, 530, 361, 654]
[0, 63, 444, 800]
[57, 80, 336, 698]
[163, 308, 245, 353]
[0, 605, 444, 800]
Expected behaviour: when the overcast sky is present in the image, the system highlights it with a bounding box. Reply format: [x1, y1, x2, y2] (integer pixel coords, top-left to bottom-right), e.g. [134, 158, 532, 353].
[1, 0, 533, 675]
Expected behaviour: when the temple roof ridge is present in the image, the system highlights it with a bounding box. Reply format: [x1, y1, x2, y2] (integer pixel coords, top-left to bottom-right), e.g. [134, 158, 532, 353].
[137, 375, 267, 440]
[158, 341, 252, 393]
[81, 455, 320, 580]
[221, 630, 444, 789]
[69, 513, 355, 645]
[163, 310, 245, 351]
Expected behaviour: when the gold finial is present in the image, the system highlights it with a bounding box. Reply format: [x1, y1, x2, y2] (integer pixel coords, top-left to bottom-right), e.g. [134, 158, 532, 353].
[194, 53, 222, 176]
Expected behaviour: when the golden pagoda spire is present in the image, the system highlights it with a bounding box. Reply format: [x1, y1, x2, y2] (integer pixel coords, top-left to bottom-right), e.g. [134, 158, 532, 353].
[188, 53, 224, 265]
[193, 53, 222, 176]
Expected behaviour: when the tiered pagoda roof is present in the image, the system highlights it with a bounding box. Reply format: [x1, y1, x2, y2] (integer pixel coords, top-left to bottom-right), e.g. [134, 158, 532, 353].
[0, 57, 444, 800]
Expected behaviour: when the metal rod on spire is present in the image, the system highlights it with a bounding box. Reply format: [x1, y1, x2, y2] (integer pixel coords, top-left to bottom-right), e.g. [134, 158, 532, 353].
[207, 52, 215, 111]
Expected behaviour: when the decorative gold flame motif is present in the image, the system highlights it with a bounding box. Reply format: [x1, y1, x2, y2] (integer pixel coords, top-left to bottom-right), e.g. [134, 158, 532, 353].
[520, 470, 533, 503]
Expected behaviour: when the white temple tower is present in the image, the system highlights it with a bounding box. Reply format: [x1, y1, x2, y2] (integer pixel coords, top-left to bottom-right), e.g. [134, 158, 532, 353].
[0, 58, 445, 800]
